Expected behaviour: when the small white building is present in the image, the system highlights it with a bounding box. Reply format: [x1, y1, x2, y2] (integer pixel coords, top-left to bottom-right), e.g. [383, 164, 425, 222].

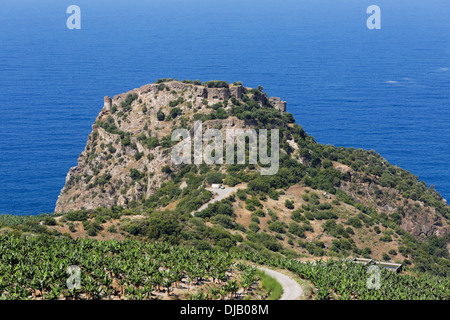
[211, 184, 221, 189]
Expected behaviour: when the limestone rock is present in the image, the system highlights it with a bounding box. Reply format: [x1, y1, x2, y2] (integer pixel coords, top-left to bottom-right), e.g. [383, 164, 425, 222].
[55, 80, 285, 213]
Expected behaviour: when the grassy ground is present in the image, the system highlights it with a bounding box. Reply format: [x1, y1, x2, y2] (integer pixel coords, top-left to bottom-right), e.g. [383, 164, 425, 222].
[256, 270, 283, 300]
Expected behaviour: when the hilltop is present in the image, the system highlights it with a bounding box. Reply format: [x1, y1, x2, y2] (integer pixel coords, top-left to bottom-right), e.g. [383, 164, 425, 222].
[55, 79, 286, 213]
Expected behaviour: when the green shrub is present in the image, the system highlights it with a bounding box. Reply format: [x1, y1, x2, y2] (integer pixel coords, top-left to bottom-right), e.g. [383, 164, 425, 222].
[170, 107, 182, 119]
[291, 209, 304, 222]
[253, 209, 265, 217]
[251, 216, 260, 224]
[65, 211, 87, 221]
[134, 151, 144, 161]
[285, 200, 294, 210]
[249, 222, 260, 233]
[196, 240, 212, 251]
[347, 217, 362, 228]
[213, 215, 235, 229]
[236, 189, 247, 201]
[304, 212, 314, 220]
[68, 223, 76, 233]
[196, 199, 234, 219]
[268, 189, 279, 200]
[223, 176, 240, 187]
[388, 249, 397, 256]
[42, 217, 57, 226]
[206, 171, 224, 184]
[157, 109, 165, 121]
[265, 210, 276, 223]
[288, 222, 305, 238]
[268, 221, 287, 234]
[130, 168, 145, 180]
[202, 80, 229, 88]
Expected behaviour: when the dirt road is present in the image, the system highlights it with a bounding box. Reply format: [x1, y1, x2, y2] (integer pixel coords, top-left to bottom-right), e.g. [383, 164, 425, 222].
[193, 187, 237, 215]
[258, 267, 303, 300]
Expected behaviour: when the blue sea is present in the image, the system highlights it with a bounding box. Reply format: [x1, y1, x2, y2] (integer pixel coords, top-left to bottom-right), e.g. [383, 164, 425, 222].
[1, 0, 449, 215]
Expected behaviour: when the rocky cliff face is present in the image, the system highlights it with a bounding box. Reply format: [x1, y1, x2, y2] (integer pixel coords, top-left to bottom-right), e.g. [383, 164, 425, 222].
[55, 81, 285, 213]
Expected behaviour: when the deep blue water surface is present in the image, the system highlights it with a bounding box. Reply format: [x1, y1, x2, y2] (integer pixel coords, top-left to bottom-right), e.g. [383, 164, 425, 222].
[1, 0, 449, 215]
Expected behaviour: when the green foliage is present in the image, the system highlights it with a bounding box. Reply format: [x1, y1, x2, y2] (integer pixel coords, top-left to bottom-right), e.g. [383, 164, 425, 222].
[223, 175, 240, 187]
[154, 78, 174, 83]
[0, 234, 245, 300]
[130, 168, 145, 181]
[134, 151, 144, 161]
[335, 189, 355, 205]
[170, 107, 182, 119]
[268, 189, 279, 200]
[120, 93, 138, 112]
[252, 209, 265, 218]
[65, 211, 88, 221]
[285, 200, 294, 210]
[68, 223, 76, 233]
[268, 221, 287, 234]
[84, 221, 103, 236]
[213, 215, 235, 229]
[206, 171, 224, 184]
[42, 217, 56, 226]
[161, 165, 172, 174]
[236, 189, 247, 201]
[255, 270, 283, 300]
[400, 233, 450, 276]
[202, 80, 229, 88]
[169, 97, 184, 108]
[195, 199, 234, 219]
[245, 196, 263, 211]
[249, 222, 260, 233]
[156, 109, 165, 121]
[347, 217, 362, 228]
[291, 209, 304, 222]
[251, 216, 260, 224]
[388, 249, 397, 256]
[288, 222, 305, 238]
[266, 209, 278, 222]
[322, 220, 351, 239]
[241, 251, 450, 300]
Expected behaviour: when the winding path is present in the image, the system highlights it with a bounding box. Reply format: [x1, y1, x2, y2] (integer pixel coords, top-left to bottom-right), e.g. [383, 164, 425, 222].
[258, 267, 303, 300]
[193, 187, 237, 216]
[192, 187, 304, 300]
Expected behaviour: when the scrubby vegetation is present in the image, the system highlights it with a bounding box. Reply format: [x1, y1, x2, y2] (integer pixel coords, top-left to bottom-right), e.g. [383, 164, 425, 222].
[255, 270, 283, 300]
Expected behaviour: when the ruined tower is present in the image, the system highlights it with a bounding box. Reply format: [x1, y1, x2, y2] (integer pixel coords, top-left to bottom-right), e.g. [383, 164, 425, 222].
[104, 96, 112, 111]
[269, 97, 287, 112]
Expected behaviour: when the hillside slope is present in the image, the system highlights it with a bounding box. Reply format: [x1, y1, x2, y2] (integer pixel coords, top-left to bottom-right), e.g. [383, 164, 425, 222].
[52, 79, 449, 276]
